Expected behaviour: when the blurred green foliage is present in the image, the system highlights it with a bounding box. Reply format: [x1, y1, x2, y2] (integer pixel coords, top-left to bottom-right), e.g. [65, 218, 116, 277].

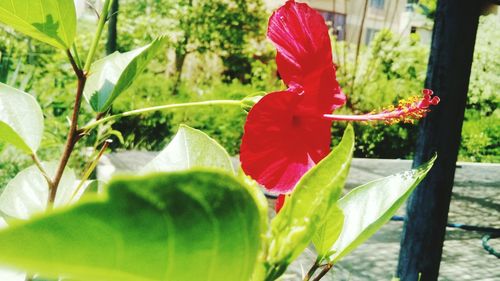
[468, 15, 500, 117]
[460, 112, 500, 162]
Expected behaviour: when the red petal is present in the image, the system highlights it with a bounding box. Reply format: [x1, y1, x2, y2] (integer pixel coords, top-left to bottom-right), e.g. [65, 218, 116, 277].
[268, 0, 346, 112]
[240, 91, 332, 194]
[268, 0, 332, 80]
[275, 194, 287, 213]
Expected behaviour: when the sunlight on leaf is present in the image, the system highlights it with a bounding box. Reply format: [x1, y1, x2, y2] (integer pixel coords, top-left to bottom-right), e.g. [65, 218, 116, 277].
[267, 125, 354, 267]
[0, 170, 261, 281]
[0, 162, 75, 220]
[0, 0, 76, 49]
[0, 83, 44, 154]
[0, 217, 26, 281]
[330, 155, 437, 262]
[142, 125, 235, 174]
[84, 37, 167, 112]
[313, 204, 344, 257]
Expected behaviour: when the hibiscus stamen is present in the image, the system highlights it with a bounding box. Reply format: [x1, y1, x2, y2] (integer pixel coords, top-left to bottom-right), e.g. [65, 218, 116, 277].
[323, 89, 440, 124]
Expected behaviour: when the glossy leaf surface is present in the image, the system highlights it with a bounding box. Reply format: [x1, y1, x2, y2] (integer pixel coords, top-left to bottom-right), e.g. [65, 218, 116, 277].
[330, 156, 436, 262]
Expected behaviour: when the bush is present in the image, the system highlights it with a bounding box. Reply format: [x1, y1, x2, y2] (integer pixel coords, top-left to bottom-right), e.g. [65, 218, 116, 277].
[460, 113, 500, 162]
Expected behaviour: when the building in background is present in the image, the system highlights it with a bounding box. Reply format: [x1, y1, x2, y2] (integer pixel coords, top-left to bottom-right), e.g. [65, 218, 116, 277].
[265, 0, 406, 45]
[399, 3, 433, 44]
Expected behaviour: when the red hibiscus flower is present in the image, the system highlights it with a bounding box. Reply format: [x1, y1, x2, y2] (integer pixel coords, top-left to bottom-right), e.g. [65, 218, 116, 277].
[240, 0, 439, 198]
[240, 0, 345, 194]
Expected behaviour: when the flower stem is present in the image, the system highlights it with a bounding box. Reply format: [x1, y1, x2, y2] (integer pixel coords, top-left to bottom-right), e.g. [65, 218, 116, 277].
[81, 100, 242, 131]
[83, 0, 113, 73]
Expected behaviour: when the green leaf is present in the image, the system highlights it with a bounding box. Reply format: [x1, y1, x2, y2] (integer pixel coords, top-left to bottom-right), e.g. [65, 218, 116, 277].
[330, 155, 437, 262]
[142, 125, 235, 174]
[84, 37, 166, 112]
[312, 204, 344, 257]
[0, 170, 261, 281]
[0, 0, 76, 49]
[267, 125, 354, 266]
[0, 162, 76, 220]
[238, 170, 269, 281]
[0, 83, 44, 154]
[0, 217, 26, 281]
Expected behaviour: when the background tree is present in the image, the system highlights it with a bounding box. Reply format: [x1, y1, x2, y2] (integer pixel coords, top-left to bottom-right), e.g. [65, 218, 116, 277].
[119, 0, 265, 94]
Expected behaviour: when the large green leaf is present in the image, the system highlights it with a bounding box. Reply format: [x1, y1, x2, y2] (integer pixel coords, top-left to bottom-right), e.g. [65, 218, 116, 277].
[84, 37, 166, 112]
[0, 170, 261, 281]
[238, 170, 269, 281]
[0, 217, 26, 281]
[330, 155, 437, 262]
[142, 125, 235, 174]
[0, 83, 44, 154]
[312, 204, 344, 257]
[267, 125, 354, 267]
[0, 0, 76, 49]
[0, 162, 76, 220]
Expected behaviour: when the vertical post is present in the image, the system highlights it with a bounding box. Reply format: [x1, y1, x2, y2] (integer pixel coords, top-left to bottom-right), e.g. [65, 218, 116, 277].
[397, 1, 484, 280]
[106, 0, 119, 55]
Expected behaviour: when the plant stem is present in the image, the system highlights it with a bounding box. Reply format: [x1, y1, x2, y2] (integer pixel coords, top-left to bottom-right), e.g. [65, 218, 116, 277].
[81, 100, 242, 131]
[72, 43, 83, 69]
[50, 0, 114, 206]
[67, 50, 84, 79]
[84, 0, 113, 73]
[312, 263, 333, 281]
[70, 140, 112, 201]
[51, 74, 87, 204]
[303, 259, 322, 281]
[264, 264, 288, 281]
[31, 154, 55, 190]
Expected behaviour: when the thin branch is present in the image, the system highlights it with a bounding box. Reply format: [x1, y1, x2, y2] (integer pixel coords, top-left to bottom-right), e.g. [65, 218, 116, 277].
[303, 259, 321, 281]
[30, 154, 55, 191]
[312, 264, 333, 281]
[70, 139, 112, 202]
[50, 73, 87, 204]
[66, 50, 84, 79]
[84, 0, 113, 73]
[350, 0, 370, 97]
[81, 100, 242, 131]
[72, 43, 83, 70]
[50, 0, 114, 205]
